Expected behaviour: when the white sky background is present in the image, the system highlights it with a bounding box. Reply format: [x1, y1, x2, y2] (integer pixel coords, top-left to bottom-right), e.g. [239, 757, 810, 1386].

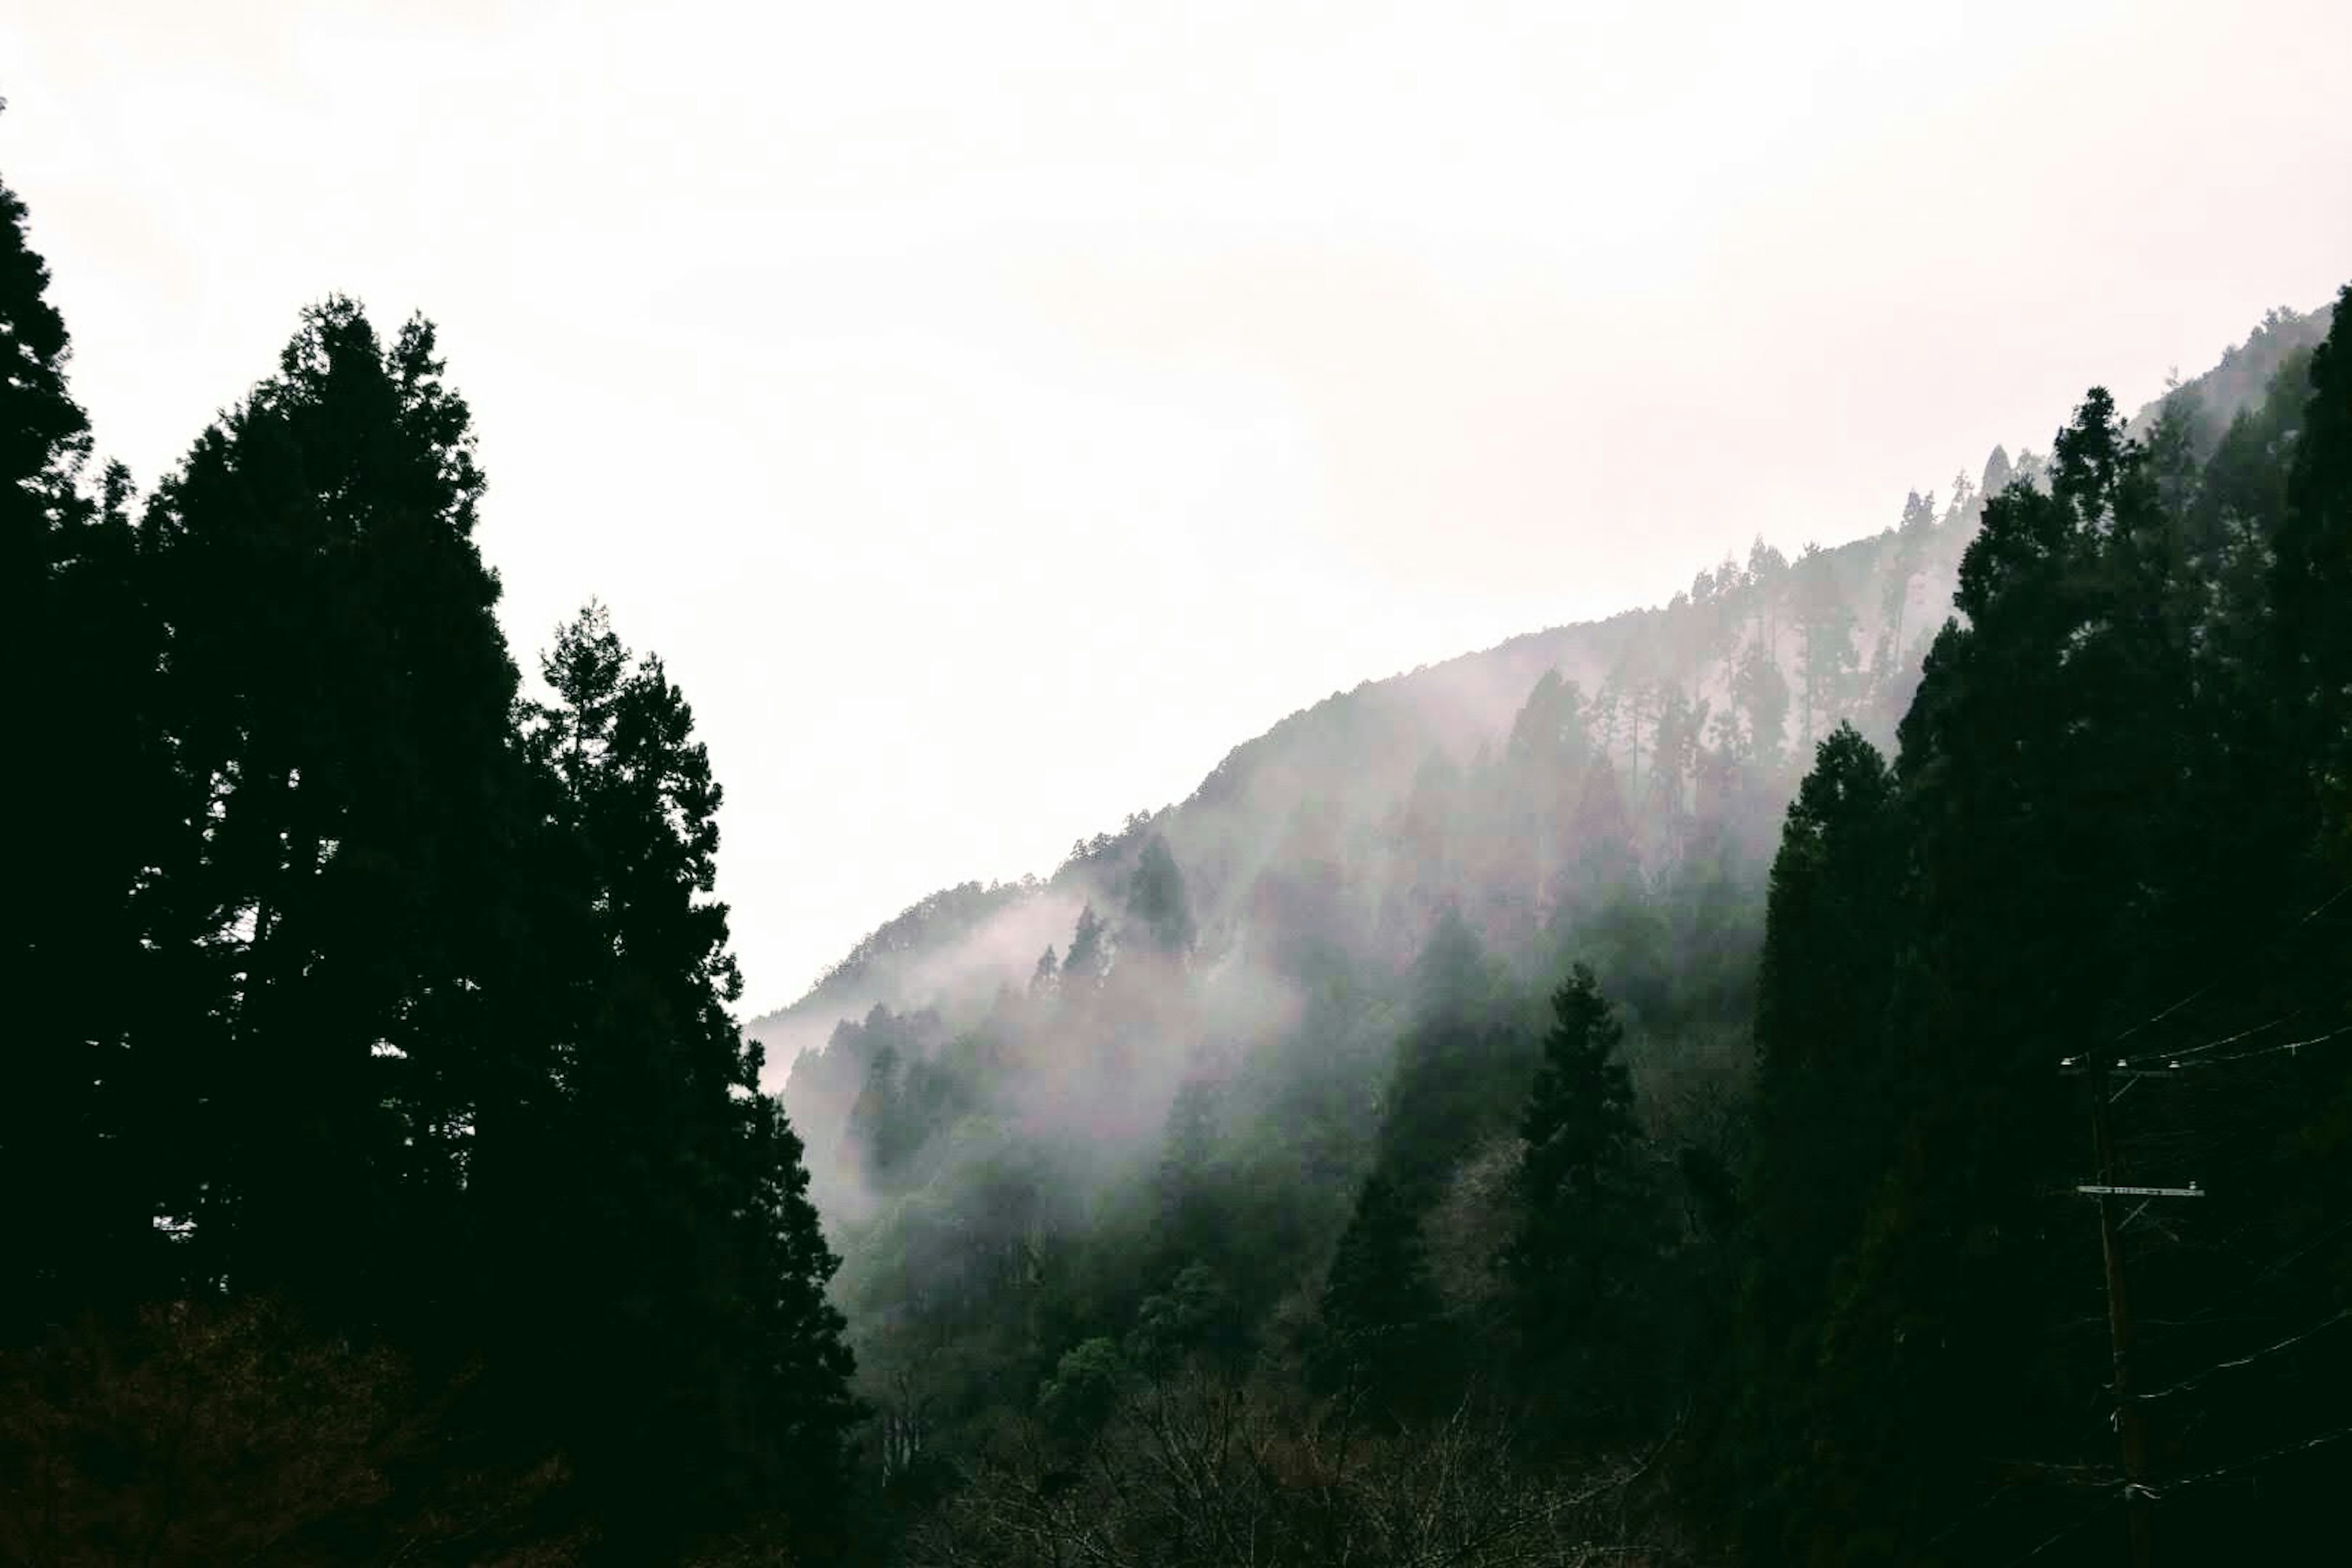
[6, 0, 2349, 1014]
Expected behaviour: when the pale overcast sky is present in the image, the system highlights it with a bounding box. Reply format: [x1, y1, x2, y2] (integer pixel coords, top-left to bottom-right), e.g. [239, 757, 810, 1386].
[6, 1, 2348, 1012]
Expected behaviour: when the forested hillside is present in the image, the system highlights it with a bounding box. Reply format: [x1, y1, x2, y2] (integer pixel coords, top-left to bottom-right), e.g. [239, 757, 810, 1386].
[755, 292, 2346, 1566]
[755, 302, 2324, 1074]
[9, 113, 2348, 1567]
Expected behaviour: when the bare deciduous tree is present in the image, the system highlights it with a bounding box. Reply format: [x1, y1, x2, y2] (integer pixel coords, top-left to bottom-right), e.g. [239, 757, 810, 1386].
[904, 1366, 1668, 1568]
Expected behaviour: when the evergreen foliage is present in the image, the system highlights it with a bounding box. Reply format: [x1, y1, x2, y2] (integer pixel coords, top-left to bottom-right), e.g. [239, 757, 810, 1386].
[0, 171, 853, 1561]
[1505, 965, 1663, 1442]
[1728, 288, 2352, 1565]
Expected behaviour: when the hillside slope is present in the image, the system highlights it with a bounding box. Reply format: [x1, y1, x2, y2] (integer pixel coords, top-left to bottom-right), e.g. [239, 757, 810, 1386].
[745, 294, 2345, 1560]
[753, 298, 2327, 1087]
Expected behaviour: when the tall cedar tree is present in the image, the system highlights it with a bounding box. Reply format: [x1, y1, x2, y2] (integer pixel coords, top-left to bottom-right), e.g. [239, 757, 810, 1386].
[524, 605, 854, 1555]
[2274, 285, 2352, 861]
[1126, 834, 1196, 957]
[1063, 902, 1106, 989]
[1505, 963, 1663, 1443]
[1729, 722, 1901, 1558]
[1313, 1167, 1451, 1413]
[1, 166, 173, 1338]
[136, 298, 529, 1335]
[1315, 907, 1518, 1412]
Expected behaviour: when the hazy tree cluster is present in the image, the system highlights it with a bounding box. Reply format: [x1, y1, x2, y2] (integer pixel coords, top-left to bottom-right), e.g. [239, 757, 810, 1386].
[1, 168, 853, 1562]
[777, 592, 1833, 1555]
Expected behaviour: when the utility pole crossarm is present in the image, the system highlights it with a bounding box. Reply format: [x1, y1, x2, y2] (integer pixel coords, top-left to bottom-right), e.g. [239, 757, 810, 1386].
[2060, 1057, 2189, 1080]
[2078, 1183, 2204, 1199]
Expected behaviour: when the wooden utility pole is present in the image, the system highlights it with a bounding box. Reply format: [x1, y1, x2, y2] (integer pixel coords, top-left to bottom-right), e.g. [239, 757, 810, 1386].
[2088, 1056, 2155, 1568]
[2064, 1053, 2202, 1568]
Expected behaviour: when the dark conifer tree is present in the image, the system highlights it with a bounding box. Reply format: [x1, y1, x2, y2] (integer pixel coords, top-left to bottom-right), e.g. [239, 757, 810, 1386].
[1980, 442, 2014, 497]
[1125, 834, 1196, 957]
[1314, 909, 1520, 1412]
[1, 167, 173, 1338]
[2272, 285, 2352, 856]
[1061, 902, 1106, 990]
[1150, 1076, 1230, 1288]
[1504, 963, 1662, 1441]
[1730, 723, 1901, 1555]
[1313, 1167, 1450, 1412]
[135, 298, 529, 1332]
[521, 604, 854, 1553]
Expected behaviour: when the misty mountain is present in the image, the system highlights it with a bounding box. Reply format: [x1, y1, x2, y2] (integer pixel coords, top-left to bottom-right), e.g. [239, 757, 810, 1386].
[722, 288, 2352, 1568]
[753, 298, 2328, 1087]
[722, 290, 2352, 1568]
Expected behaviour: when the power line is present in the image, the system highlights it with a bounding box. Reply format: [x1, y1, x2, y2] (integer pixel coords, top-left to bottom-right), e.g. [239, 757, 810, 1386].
[2132, 1306, 2352, 1404]
[2000, 1498, 2116, 1567]
[1922, 1389, 2138, 1556]
[2180, 1019, 2352, 1069]
[2147, 1421, 2352, 1498]
[2108, 883, 2350, 1050]
[2045, 884, 2351, 1562]
[2092, 1016, 2352, 1077]
[2113, 982, 2218, 1048]
[2234, 1215, 2352, 1298]
[2117, 1011, 2291, 1071]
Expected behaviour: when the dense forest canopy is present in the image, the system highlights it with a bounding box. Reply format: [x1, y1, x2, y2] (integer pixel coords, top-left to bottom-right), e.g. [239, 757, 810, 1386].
[6, 123, 2350, 1567]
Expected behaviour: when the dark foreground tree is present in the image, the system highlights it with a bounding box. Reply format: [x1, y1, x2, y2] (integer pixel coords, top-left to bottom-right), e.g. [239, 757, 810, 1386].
[518, 604, 856, 1554]
[1727, 290, 2352, 1566]
[130, 296, 530, 1335]
[1505, 964, 1665, 1444]
[0, 157, 857, 1553]
[1, 163, 176, 1340]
